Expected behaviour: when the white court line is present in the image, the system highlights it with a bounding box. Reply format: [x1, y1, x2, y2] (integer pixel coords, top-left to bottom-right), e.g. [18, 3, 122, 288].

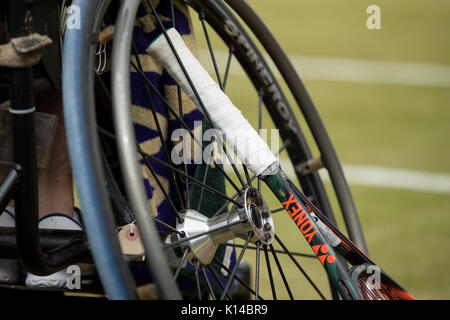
[282, 161, 450, 194]
[339, 165, 450, 194]
[278, 55, 450, 88]
[199, 49, 450, 88]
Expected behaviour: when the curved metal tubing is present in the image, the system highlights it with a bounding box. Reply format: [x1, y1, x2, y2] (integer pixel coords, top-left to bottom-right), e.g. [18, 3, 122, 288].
[111, 0, 181, 300]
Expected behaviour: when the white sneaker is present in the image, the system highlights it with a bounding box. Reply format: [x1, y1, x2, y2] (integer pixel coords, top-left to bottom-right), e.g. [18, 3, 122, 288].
[25, 213, 83, 288]
[0, 208, 19, 284]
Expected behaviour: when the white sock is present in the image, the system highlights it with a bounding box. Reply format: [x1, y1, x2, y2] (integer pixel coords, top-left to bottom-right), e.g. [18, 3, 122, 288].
[38, 213, 83, 231]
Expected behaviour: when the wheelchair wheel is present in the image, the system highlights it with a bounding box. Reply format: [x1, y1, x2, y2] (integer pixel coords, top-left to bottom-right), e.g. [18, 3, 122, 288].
[63, 0, 367, 300]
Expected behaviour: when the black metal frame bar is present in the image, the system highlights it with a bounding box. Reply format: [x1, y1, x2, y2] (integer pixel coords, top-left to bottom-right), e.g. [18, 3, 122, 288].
[0, 227, 91, 262]
[0, 0, 90, 276]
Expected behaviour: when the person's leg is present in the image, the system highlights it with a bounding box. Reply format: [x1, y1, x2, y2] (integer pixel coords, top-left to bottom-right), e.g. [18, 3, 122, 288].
[0, 89, 74, 217]
[0, 89, 76, 286]
[35, 89, 74, 219]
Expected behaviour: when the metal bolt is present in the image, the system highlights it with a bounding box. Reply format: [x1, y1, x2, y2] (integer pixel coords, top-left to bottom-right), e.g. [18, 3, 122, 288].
[263, 222, 271, 232]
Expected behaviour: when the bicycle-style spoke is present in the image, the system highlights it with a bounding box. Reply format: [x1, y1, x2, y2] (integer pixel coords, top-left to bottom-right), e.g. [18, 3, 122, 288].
[193, 259, 202, 300]
[170, 0, 176, 28]
[169, 0, 191, 209]
[263, 245, 277, 300]
[196, 161, 210, 211]
[200, 264, 217, 300]
[217, 138, 247, 189]
[223, 242, 316, 259]
[173, 248, 190, 281]
[255, 241, 261, 300]
[206, 265, 231, 300]
[219, 232, 252, 300]
[243, 164, 252, 188]
[212, 190, 240, 218]
[177, 85, 191, 209]
[269, 244, 294, 300]
[199, 10, 223, 90]
[222, 46, 234, 90]
[275, 234, 326, 300]
[258, 89, 263, 133]
[212, 256, 264, 300]
[257, 89, 264, 192]
[153, 217, 184, 235]
[271, 207, 285, 214]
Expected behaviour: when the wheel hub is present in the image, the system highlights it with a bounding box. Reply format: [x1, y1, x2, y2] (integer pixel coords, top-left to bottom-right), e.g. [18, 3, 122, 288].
[167, 187, 274, 265]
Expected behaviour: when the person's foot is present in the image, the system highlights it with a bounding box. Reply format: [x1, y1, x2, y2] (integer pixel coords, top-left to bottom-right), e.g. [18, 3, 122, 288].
[0, 208, 85, 288]
[25, 213, 83, 288]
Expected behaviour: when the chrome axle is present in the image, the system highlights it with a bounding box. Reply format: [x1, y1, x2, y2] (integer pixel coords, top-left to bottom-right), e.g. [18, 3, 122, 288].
[166, 187, 274, 265]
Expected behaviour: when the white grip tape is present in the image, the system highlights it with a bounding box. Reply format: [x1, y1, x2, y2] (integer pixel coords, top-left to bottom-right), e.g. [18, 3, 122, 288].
[146, 28, 277, 176]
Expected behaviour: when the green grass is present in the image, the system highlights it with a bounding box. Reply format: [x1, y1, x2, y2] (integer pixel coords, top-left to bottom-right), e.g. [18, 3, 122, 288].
[349, 185, 450, 299]
[306, 82, 450, 173]
[190, 1, 450, 299]
[224, 78, 450, 173]
[246, 0, 450, 64]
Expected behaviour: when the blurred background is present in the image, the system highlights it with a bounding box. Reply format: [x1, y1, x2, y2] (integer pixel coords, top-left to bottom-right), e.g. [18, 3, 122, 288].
[193, 0, 450, 299]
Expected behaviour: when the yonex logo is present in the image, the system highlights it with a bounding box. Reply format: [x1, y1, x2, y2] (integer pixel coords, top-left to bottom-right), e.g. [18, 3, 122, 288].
[281, 193, 318, 244]
[311, 244, 336, 266]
